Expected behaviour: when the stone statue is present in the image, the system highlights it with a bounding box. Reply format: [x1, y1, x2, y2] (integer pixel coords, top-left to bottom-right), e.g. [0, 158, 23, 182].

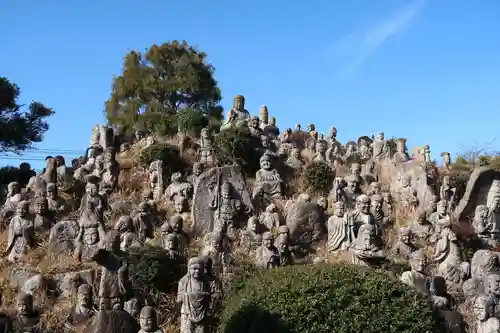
[370, 194, 386, 233]
[368, 182, 381, 196]
[13, 293, 40, 333]
[263, 116, 279, 139]
[357, 136, 373, 161]
[200, 231, 230, 278]
[327, 201, 352, 252]
[399, 174, 418, 209]
[167, 215, 189, 255]
[115, 215, 142, 251]
[240, 216, 262, 251]
[285, 148, 304, 170]
[393, 227, 418, 261]
[312, 141, 327, 163]
[252, 154, 283, 207]
[350, 195, 375, 240]
[1, 181, 23, 217]
[187, 162, 204, 189]
[474, 205, 498, 247]
[199, 127, 215, 165]
[220, 94, 250, 131]
[5, 201, 34, 262]
[440, 175, 457, 212]
[164, 172, 193, 201]
[463, 250, 500, 300]
[400, 250, 429, 295]
[177, 257, 217, 333]
[33, 197, 53, 231]
[393, 138, 409, 163]
[102, 147, 120, 189]
[441, 152, 452, 170]
[46, 182, 67, 216]
[139, 306, 163, 333]
[371, 132, 389, 160]
[133, 202, 155, 242]
[474, 273, 500, 333]
[329, 177, 348, 206]
[411, 210, 433, 239]
[69, 283, 95, 325]
[275, 225, 294, 266]
[259, 203, 280, 230]
[149, 160, 164, 201]
[258, 105, 269, 130]
[348, 224, 385, 267]
[249, 116, 263, 137]
[254, 232, 280, 268]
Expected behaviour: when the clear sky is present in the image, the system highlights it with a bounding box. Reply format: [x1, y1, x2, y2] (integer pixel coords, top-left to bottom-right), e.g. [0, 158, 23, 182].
[1, 0, 499, 170]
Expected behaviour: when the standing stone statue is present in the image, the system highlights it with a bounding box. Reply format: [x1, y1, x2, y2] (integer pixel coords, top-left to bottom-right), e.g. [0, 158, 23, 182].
[177, 257, 216, 333]
[199, 127, 215, 165]
[254, 232, 280, 268]
[348, 224, 385, 267]
[149, 160, 164, 201]
[258, 105, 269, 130]
[220, 94, 250, 131]
[240, 216, 262, 251]
[371, 132, 389, 160]
[5, 201, 34, 262]
[327, 201, 352, 252]
[393, 138, 409, 163]
[164, 172, 193, 202]
[252, 154, 283, 210]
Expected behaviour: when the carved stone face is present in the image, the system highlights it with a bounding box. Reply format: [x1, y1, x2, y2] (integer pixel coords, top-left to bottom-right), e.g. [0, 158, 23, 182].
[171, 219, 182, 232]
[400, 232, 411, 244]
[334, 204, 344, 217]
[316, 142, 325, 154]
[140, 313, 154, 332]
[346, 180, 357, 192]
[193, 163, 203, 176]
[369, 183, 380, 194]
[376, 133, 384, 140]
[111, 297, 122, 310]
[361, 228, 374, 245]
[77, 291, 91, 308]
[189, 262, 202, 280]
[171, 173, 181, 184]
[437, 202, 446, 215]
[17, 298, 32, 316]
[8, 182, 19, 195]
[411, 256, 424, 273]
[317, 197, 327, 210]
[260, 158, 271, 170]
[371, 200, 382, 213]
[351, 164, 361, 176]
[104, 150, 114, 161]
[174, 201, 184, 214]
[250, 117, 259, 129]
[490, 196, 500, 212]
[35, 200, 47, 215]
[442, 153, 450, 164]
[358, 199, 370, 214]
[261, 137, 269, 148]
[17, 203, 28, 218]
[233, 97, 244, 110]
[47, 187, 57, 199]
[263, 237, 273, 248]
[247, 218, 257, 232]
[86, 183, 98, 197]
[291, 149, 300, 159]
[487, 274, 500, 296]
[84, 228, 99, 245]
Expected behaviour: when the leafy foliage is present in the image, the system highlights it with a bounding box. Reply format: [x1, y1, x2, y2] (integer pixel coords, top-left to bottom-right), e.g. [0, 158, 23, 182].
[0, 77, 54, 153]
[127, 245, 186, 294]
[105, 40, 222, 137]
[213, 127, 261, 175]
[304, 162, 333, 193]
[139, 143, 185, 176]
[219, 263, 446, 333]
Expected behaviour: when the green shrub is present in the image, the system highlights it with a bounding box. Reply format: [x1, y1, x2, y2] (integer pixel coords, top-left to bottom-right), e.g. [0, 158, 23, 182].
[304, 162, 333, 194]
[127, 245, 185, 294]
[213, 127, 261, 175]
[138, 143, 185, 175]
[219, 263, 446, 333]
[177, 107, 208, 137]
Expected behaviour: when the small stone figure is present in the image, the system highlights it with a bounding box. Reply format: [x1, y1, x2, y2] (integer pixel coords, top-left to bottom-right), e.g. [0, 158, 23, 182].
[285, 148, 304, 170]
[327, 201, 352, 252]
[133, 202, 155, 242]
[411, 210, 433, 239]
[69, 284, 95, 325]
[168, 215, 189, 254]
[162, 233, 184, 263]
[259, 203, 280, 230]
[102, 147, 120, 189]
[392, 138, 409, 163]
[367, 182, 381, 196]
[139, 306, 163, 333]
[348, 224, 385, 267]
[254, 232, 280, 269]
[440, 175, 457, 212]
[252, 154, 283, 207]
[249, 116, 263, 137]
[199, 127, 215, 165]
[350, 195, 375, 239]
[46, 182, 67, 216]
[371, 132, 389, 160]
[240, 216, 262, 251]
[210, 181, 242, 234]
[1, 181, 23, 218]
[6, 201, 34, 262]
[399, 174, 418, 209]
[115, 215, 142, 251]
[393, 227, 418, 261]
[400, 250, 429, 295]
[200, 231, 230, 278]
[13, 293, 40, 333]
[149, 160, 164, 201]
[186, 162, 204, 189]
[33, 197, 53, 231]
[474, 273, 500, 333]
[474, 205, 497, 246]
[177, 257, 216, 333]
[164, 172, 193, 201]
[441, 152, 452, 170]
[276, 225, 294, 266]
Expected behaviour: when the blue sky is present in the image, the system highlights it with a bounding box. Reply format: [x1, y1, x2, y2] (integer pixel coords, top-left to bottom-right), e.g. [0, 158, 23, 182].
[1, 0, 499, 169]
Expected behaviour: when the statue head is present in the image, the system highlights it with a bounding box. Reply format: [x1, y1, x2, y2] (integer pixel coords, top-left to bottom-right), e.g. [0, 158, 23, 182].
[233, 94, 245, 110]
[356, 195, 371, 214]
[266, 203, 277, 213]
[270, 117, 276, 126]
[442, 175, 450, 187]
[295, 124, 301, 131]
[261, 135, 270, 148]
[115, 215, 133, 233]
[105, 230, 121, 253]
[350, 163, 361, 176]
[259, 105, 268, 123]
[201, 127, 210, 140]
[409, 250, 425, 273]
[35, 197, 47, 215]
[262, 231, 274, 248]
[104, 147, 115, 161]
[250, 116, 260, 129]
[171, 172, 182, 184]
[307, 124, 315, 132]
[334, 201, 345, 217]
[260, 154, 272, 170]
[16, 200, 29, 218]
[376, 132, 384, 140]
[345, 175, 358, 193]
[111, 296, 123, 310]
[317, 196, 327, 211]
[174, 196, 187, 214]
[278, 225, 289, 236]
[77, 284, 93, 308]
[370, 194, 382, 212]
[17, 292, 33, 316]
[188, 257, 203, 280]
[84, 227, 99, 245]
[247, 216, 258, 232]
[164, 233, 179, 251]
[85, 175, 100, 196]
[140, 306, 158, 332]
[8, 181, 19, 195]
[369, 182, 380, 194]
[46, 182, 57, 198]
[291, 148, 300, 159]
[399, 227, 412, 244]
[485, 274, 500, 296]
[396, 138, 407, 153]
[382, 191, 391, 203]
[221, 181, 232, 199]
[124, 298, 140, 318]
[298, 193, 311, 203]
[55, 155, 65, 167]
[475, 205, 490, 220]
[330, 127, 337, 138]
[170, 215, 183, 232]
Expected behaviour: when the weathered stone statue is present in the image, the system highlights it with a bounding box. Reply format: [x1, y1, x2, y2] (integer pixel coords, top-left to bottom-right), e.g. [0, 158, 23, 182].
[115, 215, 142, 251]
[259, 203, 280, 230]
[400, 250, 429, 295]
[255, 232, 280, 268]
[441, 152, 452, 170]
[285, 148, 304, 170]
[327, 201, 352, 252]
[258, 105, 268, 130]
[94, 231, 131, 310]
[139, 306, 162, 333]
[348, 224, 385, 267]
[12, 293, 40, 333]
[399, 174, 418, 209]
[370, 194, 385, 233]
[240, 216, 262, 251]
[350, 195, 375, 239]
[177, 257, 216, 333]
[2, 181, 23, 217]
[6, 201, 34, 262]
[33, 197, 53, 231]
[133, 202, 155, 242]
[264, 117, 280, 140]
[411, 210, 433, 239]
[440, 175, 457, 211]
[149, 160, 164, 201]
[393, 138, 409, 163]
[186, 162, 204, 189]
[46, 182, 67, 216]
[249, 116, 263, 137]
[200, 231, 231, 278]
[464, 250, 500, 300]
[209, 181, 242, 234]
[124, 298, 141, 319]
[393, 227, 418, 261]
[474, 273, 500, 333]
[371, 132, 389, 160]
[253, 154, 283, 198]
[276, 225, 294, 266]
[344, 175, 361, 209]
[474, 205, 498, 247]
[312, 141, 327, 163]
[102, 147, 120, 189]
[199, 127, 215, 165]
[220, 94, 250, 131]
[167, 215, 189, 254]
[69, 283, 95, 325]
[164, 172, 193, 201]
[329, 177, 348, 205]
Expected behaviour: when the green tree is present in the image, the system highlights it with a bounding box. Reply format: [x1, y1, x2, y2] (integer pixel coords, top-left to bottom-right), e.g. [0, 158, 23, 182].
[105, 40, 222, 137]
[0, 77, 54, 153]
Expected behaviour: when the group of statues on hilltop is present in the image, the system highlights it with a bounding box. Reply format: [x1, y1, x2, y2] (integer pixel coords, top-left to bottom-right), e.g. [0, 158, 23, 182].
[0, 93, 499, 333]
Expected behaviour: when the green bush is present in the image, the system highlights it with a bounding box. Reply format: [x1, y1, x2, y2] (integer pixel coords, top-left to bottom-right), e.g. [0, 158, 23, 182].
[127, 245, 185, 294]
[219, 263, 446, 333]
[138, 143, 185, 174]
[304, 162, 333, 194]
[213, 127, 261, 175]
[177, 107, 208, 137]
